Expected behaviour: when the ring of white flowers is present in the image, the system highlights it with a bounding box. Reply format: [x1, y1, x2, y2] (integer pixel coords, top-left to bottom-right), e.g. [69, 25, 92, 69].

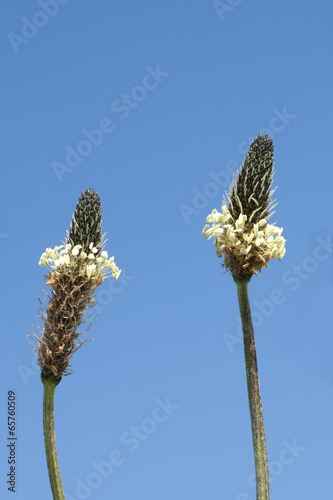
[203, 205, 286, 262]
[39, 242, 121, 280]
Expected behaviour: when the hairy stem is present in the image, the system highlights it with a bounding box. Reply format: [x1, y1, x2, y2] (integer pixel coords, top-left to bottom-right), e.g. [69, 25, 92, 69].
[234, 276, 270, 500]
[42, 375, 65, 500]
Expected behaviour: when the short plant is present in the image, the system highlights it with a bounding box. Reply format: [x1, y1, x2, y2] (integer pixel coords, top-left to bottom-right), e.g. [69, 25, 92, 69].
[30, 188, 120, 499]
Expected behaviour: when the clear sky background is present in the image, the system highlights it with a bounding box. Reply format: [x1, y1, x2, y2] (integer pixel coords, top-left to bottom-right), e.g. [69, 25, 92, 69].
[1, 1, 333, 499]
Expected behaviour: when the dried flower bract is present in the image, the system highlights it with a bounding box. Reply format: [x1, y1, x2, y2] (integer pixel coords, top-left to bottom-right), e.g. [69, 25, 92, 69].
[31, 189, 121, 379]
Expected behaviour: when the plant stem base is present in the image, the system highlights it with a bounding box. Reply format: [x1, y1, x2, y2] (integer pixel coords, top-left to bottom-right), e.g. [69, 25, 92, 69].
[42, 375, 65, 500]
[234, 276, 270, 500]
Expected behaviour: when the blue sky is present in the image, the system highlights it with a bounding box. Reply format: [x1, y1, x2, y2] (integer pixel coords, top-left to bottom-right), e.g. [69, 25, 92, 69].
[1, 1, 333, 499]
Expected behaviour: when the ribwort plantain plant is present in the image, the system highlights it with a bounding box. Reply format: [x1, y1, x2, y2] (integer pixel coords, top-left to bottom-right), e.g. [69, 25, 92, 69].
[203, 134, 286, 500]
[30, 189, 121, 500]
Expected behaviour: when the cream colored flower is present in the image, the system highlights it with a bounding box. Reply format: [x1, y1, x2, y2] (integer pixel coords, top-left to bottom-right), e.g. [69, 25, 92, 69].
[203, 203, 285, 277]
[39, 242, 121, 281]
[203, 134, 286, 278]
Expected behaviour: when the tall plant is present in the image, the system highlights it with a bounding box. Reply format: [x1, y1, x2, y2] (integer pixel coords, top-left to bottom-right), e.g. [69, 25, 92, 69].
[203, 134, 286, 499]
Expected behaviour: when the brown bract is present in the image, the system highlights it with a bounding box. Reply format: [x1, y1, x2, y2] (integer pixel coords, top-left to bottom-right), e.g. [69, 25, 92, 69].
[31, 264, 104, 379]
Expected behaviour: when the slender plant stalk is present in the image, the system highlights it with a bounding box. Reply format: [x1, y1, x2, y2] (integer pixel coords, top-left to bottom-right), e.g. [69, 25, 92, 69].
[234, 276, 270, 500]
[42, 375, 65, 500]
[203, 136, 285, 498]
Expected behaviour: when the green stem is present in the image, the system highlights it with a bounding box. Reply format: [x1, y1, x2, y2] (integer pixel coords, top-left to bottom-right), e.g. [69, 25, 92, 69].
[234, 277, 270, 500]
[42, 375, 65, 500]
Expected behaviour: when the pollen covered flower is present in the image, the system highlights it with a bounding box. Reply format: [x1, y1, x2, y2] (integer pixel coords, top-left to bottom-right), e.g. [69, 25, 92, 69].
[31, 189, 121, 379]
[38, 241, 121, 281]
[203, 134, 286, 278]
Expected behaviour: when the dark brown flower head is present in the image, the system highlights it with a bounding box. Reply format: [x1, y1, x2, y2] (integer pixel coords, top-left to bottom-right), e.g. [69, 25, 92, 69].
[30, 189, 121, 381]
[68, 188, 102, 254]
[229, 134, 275, 224]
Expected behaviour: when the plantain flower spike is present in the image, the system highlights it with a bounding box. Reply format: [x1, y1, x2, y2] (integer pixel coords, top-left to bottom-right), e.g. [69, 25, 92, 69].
[33, 189, 121, 380]
[203, 134, 286, 278]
